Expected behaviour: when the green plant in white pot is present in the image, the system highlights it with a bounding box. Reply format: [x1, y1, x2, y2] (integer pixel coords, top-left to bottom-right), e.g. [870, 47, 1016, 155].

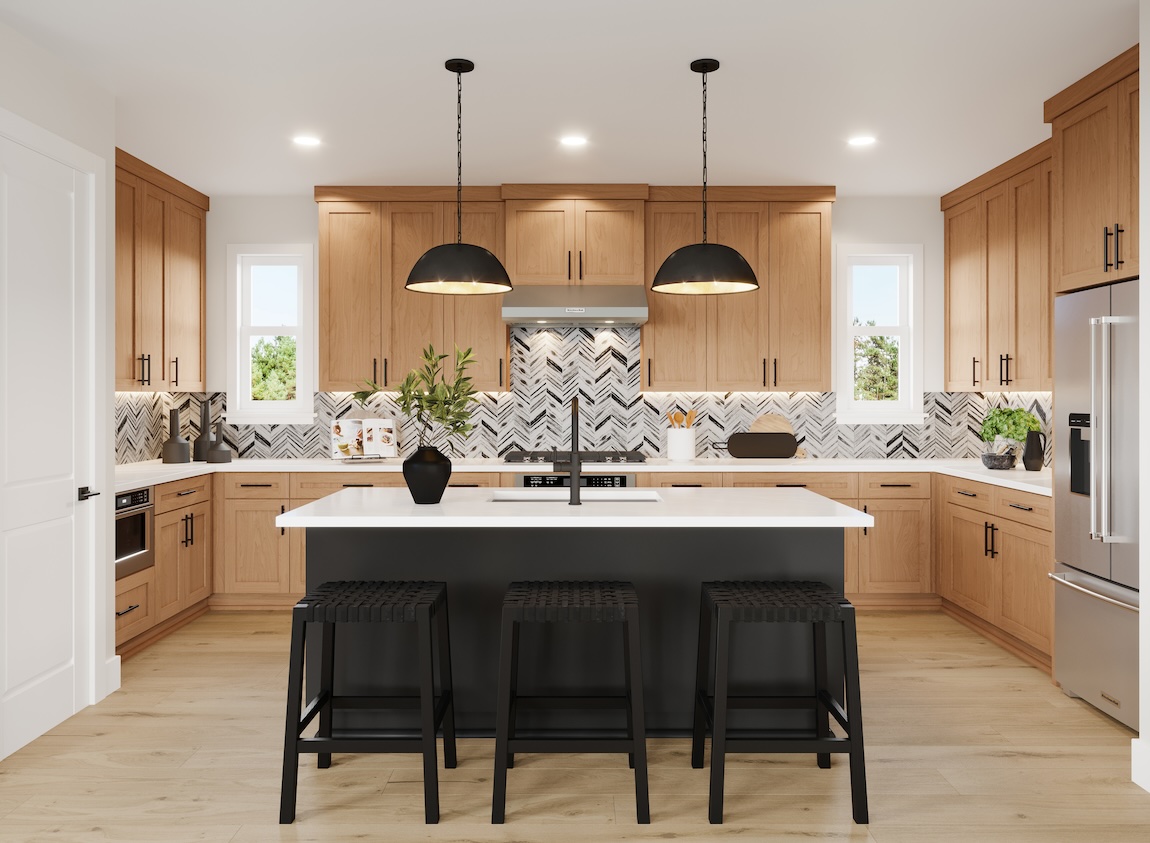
[396, 345, 478, 503]
[979, 407, 1040, 469]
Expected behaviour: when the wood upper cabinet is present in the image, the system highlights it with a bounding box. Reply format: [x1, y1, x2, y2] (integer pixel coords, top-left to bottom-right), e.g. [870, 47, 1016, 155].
[942, 150, 1051, 391]
[115, 151, 208, 392]
[1047, 48, 1138, 293]
[642, 200, 831, 392]
[505, 198, 644, 285]
[318, 199, 509, 392]
[768, 202, 831, 392]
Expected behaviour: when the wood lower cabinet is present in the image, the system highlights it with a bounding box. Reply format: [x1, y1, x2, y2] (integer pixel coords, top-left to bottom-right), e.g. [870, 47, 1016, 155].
[114, 150, 208, 392]
[154, 501, 211, 622]
[858, 499, 931, 594]
[114, 567, 155, 647]
[222, 498, 291, 594]
[938, 477, 1054, 663]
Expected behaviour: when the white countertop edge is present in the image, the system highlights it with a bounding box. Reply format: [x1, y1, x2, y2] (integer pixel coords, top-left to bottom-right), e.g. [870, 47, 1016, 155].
[275, 487, 875, 529]
[116, 457, 1051, 496]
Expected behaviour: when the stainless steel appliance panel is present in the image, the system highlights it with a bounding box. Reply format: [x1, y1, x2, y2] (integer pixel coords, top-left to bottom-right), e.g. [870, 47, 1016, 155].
[114, 487, 154, 580]
[1108, 281, 1139, 588]
[1054, 285, 1111, 580]
[1051, 564, 1139, 730]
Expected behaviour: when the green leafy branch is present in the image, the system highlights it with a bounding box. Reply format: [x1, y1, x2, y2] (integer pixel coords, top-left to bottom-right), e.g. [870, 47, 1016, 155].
[980, 407, 1040, 446]
[396, 345, 478, 450]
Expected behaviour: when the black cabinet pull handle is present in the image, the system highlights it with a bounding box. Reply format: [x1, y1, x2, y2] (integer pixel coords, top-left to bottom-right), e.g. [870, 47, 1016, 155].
[116, 604, 140, 618]
[671, 483, 703, 487]
[342, 483, 372, 487]
[989, 523, 998, 558]
[177, 488, 197, 496]
[762, 358, 767, 387]
[240, 483, 273, 488]
[647, 359, 651, 387]
[384, 358, 388, 386]
[1008, 503, 1034, 512]
[77, 486, 101, 501]
[971, 356, 978, 387]
[281, 504, 285, 536]
[956, 489, 977, 497]
[879, 483, 912, 488]
[1115, 223, 1125, 268]
[999, 354, 1005, 386]
[499, 358, 504, 388]
[373, 357, 377, 384]
[983, 521, 990, 556]
[773, 358, 778, 387]
[579, 250, 583, 280]
[1104, 226, 1114, 271]
[451, 483, 480, 488]
[776, 483, 808, 487]
[172, 356, 180, 388]
[863, 503, 868, 536]
[1005, 355, 1012, 386]
[181, 513, 190, 547]
[138, 354, 147, 386]
[190, 512, 195, 546]
[567, 250, 572, 280]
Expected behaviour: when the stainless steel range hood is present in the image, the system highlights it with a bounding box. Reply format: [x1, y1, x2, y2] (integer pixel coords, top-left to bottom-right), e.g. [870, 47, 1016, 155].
[501, 285, 648, 326]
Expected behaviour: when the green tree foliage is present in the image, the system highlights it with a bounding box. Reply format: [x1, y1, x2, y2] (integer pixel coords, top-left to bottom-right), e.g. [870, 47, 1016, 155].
[251, 335, 297, 401]
[853, 320, 899, 401]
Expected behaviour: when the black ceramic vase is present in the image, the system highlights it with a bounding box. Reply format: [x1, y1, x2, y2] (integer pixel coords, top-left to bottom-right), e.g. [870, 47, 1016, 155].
[161, 408, 190, 464]
[193, 402, 215, 461]
[402, 446, 452, 504]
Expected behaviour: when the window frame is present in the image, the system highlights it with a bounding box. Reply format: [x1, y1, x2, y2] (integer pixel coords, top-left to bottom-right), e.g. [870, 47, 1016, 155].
[834, 243, 926, 425]
[225, 243, 316, 425]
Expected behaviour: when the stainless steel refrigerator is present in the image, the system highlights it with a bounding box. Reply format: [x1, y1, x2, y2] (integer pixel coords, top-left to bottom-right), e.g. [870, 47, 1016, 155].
[1052, 279, 1139, 730]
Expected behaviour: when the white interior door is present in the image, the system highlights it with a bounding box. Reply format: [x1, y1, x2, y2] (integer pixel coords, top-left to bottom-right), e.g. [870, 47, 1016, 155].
[0, 133, 94, 758]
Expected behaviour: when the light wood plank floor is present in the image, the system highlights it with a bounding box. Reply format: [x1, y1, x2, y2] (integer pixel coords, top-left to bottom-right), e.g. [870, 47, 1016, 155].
[1, 610, 1148, 842]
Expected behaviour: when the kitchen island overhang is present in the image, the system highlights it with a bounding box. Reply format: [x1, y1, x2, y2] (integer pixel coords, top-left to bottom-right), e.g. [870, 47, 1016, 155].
[277, 487, 873, 733]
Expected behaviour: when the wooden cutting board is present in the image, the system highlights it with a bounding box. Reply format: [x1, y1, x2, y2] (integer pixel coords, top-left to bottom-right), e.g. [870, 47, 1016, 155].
[749, 413, 795, 434]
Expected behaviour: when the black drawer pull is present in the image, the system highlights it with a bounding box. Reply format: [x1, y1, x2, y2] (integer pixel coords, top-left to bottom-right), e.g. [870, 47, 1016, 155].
[116, 604, 140, 618]
[177, 489, 197, 496]
[1008, 503, 1034, 512]
[240, 483, 273, 488]
[879, 483, 912, 488]
[956, 490, 977, 497]
[342, 483, 373, 487]
[672, 483, 703, 487]
[776, 483, 807, 488]
[451, 484, 480, 488]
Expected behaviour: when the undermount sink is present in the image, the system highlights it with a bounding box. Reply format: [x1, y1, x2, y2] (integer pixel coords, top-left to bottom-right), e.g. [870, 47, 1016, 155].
[489, 489, 663, 503]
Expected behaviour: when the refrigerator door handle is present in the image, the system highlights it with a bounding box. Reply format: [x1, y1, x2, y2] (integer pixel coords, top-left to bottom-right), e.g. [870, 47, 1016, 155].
[1049, 572, 1139, 613]
[1089, 317, 1102, 540]
[1098, 314, 1136, 544]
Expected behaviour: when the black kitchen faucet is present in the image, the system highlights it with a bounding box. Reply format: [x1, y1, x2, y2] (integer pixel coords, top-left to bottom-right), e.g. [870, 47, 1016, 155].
[569, 397, 581, 505]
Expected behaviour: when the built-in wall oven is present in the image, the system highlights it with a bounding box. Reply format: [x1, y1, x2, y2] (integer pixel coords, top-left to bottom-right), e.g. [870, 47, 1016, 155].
[115, 487, 154, 580]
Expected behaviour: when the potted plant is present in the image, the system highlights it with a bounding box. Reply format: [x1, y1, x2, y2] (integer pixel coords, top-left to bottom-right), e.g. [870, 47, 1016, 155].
[979, 407, 1041, 470]
[395, 344, 478, 503]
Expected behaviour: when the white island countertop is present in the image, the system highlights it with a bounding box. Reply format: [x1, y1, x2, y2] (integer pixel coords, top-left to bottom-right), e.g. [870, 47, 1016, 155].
[275, 486, 875, 529]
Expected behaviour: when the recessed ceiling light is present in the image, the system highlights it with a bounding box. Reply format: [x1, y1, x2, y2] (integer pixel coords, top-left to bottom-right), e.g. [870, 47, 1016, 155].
[848, 135, 876, 147]
[293, 135, 321, 146]
[560, 136, 588, 147]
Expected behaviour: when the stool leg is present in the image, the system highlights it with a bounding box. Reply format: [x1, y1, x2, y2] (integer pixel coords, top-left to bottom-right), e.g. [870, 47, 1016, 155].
[317, 621, 335, 769]
[708, 607, 732, 824]
[624, 605, 650, 824]
[622, 616, 635, 770]
[435, 594, 458, 770]
[279, 611, 307, 824]
[841, 607, 869, 824]
[813, 620, 831, 769]
[505, 618, 520, 770]
[491, 611, 517, 824]
[691, 588, 713, 769]
[417, 604, 440, 824]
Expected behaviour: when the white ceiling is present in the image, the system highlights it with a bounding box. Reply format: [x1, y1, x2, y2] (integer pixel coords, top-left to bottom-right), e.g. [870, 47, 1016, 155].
[0, 0, 1139, 198]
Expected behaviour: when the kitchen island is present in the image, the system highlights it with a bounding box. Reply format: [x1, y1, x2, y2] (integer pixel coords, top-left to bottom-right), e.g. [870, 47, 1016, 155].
[277, 486, 872, 733]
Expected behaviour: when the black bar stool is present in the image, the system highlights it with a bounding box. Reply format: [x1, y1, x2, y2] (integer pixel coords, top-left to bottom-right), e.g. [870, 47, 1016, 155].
[280, 580, 456, 824]
[491, 580, 650, 824]
[691, 580, 868, 824]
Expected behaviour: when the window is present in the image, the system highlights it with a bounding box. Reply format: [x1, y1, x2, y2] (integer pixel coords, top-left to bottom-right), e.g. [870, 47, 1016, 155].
[835, 244, 925, 425]
[226, 244, 315, 424]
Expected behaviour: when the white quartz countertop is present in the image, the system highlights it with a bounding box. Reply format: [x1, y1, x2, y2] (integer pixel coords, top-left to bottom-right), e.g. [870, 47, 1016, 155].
[115, 456, 1051, 496]
[275, 486, 875, 529]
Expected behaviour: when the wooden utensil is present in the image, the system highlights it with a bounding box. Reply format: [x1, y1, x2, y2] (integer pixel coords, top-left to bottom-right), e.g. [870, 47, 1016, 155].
[685, 409, 696, 428]
[667, 411, 677, 428]
[673, 411, 685, 428]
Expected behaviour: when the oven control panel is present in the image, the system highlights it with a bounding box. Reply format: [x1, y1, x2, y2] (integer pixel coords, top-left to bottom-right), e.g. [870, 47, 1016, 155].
[115, 488, 151, 511]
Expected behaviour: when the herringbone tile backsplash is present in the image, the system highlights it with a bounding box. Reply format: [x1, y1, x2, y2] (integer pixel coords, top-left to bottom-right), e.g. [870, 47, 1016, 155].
[115, 327, 1052, 465]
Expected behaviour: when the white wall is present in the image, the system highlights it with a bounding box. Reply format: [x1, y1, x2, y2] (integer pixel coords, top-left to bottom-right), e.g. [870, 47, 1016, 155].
[831, 196, 946, 391]
[0, 20, 118, 701]
[204, 196, 319, 392]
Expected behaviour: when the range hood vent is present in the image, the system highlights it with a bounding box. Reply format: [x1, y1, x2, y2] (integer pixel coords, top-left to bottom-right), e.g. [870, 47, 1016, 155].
[501, 285, 648, 326]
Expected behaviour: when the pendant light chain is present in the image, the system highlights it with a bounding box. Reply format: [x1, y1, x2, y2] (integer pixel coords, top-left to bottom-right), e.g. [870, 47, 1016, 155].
[701, 68, 708, 244]
[456, 68, 463, 244]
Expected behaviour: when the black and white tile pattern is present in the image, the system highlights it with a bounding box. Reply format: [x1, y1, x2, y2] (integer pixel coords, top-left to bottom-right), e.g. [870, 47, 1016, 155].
[116, 327, 1053, 465]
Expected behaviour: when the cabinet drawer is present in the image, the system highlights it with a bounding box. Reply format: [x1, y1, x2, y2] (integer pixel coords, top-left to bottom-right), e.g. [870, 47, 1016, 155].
[154, 475, 211, 514]
[942, 476, 994, 514]
[447, 472, 502, 488]
[223, 473, 290, 499]
[636, 473, 723, 488]
[115, 567, 155, 646]
[994, 488, 1053, 531]
[723, 472, 858, 501]
[858, 472, 931, 498]
[288, 472, 405, 500]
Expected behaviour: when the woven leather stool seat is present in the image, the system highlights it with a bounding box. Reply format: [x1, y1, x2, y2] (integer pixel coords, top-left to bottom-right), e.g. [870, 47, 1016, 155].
[692, 579, 867, 825]
[502, 580, 638, 622]
[297, 580, 446, 623]
[492, 579, 649, 824]
[702, 580, 848, 623]
[281, 579, 456, 825]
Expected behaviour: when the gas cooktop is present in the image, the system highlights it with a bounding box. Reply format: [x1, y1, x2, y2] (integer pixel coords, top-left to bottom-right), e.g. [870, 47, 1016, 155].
[503, 449, 647, 464]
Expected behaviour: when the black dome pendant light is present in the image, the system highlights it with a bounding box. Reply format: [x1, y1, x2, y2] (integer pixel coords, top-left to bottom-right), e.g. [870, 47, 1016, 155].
[406, 59, 512, 295]
[651, 59, 758, 295]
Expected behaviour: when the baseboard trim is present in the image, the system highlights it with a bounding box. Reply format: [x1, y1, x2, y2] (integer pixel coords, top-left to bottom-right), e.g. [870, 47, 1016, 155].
[116, 601, 210, 660]
[940, 599, 1052, 674]
[208, 593, 301, 611]
[847, 592, 942, 610]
